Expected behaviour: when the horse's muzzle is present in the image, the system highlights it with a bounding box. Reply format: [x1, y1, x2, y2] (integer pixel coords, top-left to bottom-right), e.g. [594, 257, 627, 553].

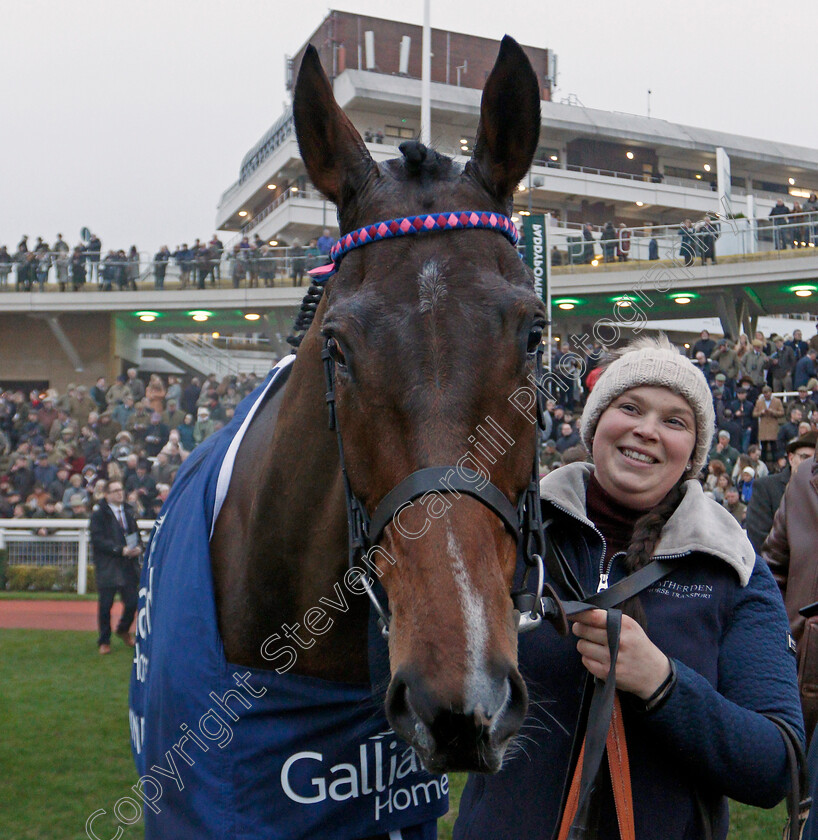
[385, 665, 528, 773]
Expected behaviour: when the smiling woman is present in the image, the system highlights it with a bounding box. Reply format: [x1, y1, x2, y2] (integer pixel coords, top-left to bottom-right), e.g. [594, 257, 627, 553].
[454, 334, 804, 840]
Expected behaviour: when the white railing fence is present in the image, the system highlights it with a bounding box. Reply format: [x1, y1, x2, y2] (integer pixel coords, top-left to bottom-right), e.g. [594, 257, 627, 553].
[0, 519, 155, 595]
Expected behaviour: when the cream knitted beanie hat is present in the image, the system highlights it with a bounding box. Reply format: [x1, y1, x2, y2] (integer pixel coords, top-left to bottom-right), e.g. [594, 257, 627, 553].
[580, 334, 715, 476]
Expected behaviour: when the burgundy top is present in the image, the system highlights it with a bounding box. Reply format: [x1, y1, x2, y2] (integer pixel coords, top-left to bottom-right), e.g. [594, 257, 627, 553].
[585, 473, 641, 566]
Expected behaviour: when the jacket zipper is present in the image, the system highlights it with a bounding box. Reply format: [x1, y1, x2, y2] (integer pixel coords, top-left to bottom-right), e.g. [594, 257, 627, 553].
[598, 551, 625, 593]
[544, 499, 693, 593]
[545, 499, 609, 593]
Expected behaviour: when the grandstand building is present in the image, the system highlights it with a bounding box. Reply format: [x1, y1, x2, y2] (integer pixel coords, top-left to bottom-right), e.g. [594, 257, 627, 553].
[216, 10, 818, 250]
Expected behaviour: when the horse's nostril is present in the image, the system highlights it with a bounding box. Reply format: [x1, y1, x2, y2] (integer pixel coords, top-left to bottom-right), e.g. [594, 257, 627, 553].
[385, 674, 416, 744]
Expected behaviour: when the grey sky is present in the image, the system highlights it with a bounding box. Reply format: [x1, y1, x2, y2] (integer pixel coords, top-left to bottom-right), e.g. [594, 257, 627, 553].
[2, 0, 815, 257]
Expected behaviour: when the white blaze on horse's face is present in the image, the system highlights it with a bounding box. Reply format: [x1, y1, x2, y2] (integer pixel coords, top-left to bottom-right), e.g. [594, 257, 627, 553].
[445, 522, 491, 713]
[293, 35, 543, 774]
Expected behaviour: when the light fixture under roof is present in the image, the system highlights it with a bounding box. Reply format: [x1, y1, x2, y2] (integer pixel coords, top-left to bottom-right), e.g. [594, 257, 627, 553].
[267, 183, 276, 190]
[635, 201, 644, 207]
[670, 291, 698, 305]
[789, 177, 796, 186]
[188, 310, 213, 322]
[554, 297, 583, 310]
[238, 210, 248, 217]
[626, 151, 634, 160]
[244, 313, 261, 321]
[550, 154, 558, 161]
[796, 289, 813, 297]
[136, 311, 159, 322]
[704, 164, 711, 172]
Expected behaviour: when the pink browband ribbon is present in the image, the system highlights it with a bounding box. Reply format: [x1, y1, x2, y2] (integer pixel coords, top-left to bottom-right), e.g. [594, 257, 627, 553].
[308, 210, 519, 281]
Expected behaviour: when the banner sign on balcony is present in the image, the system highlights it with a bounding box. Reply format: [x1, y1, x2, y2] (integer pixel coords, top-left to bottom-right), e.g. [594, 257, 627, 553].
[522, 214, 547, 304]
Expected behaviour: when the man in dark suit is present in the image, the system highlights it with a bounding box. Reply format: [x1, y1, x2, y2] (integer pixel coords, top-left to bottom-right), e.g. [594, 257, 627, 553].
[747, 431, 816, 552]
[89, 479, 143, 654]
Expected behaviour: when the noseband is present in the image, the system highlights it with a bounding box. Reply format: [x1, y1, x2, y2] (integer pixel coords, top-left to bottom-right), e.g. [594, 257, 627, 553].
[311, 210, 556, 638]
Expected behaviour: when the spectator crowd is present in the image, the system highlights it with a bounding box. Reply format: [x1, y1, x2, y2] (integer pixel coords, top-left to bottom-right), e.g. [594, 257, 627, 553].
[2, 323, 818, 549]
[538, 325, 818, 550]
[0, 229, 338, 292]
[0, 367, 274, 524]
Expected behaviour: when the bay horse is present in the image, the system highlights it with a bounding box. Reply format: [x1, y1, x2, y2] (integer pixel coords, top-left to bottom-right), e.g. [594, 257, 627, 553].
[129, 35, 546, 840]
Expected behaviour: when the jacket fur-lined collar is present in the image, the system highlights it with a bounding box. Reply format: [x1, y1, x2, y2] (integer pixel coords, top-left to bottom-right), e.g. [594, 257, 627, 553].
[539, 462, 755, 586]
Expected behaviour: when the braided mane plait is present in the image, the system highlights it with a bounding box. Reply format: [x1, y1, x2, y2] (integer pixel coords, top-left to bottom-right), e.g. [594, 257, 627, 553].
[286, 282, 325, 350]
[620, 482, 685, 627]
[399, 140, 433, 176]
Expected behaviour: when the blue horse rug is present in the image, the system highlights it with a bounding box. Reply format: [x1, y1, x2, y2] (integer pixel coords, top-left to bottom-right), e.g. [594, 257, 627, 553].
[129, 356, 447, 839]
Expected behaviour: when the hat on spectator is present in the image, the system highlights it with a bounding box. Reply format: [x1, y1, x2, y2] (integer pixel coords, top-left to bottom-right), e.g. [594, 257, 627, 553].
[115, 431, 132, 442]
[68, 493, 85, 507]
[544, 439, 556, 448]
[741, 466, 755, 477]
[798, 385, 809, 392]
[807, 378, 818, 390]
[752, 339, 764, 348]
[786, 431, 818, 455]
[715, 373, 726, 382]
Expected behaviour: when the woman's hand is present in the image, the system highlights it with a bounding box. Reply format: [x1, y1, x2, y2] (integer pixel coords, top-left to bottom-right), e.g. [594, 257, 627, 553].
[571, 609, 671, 700]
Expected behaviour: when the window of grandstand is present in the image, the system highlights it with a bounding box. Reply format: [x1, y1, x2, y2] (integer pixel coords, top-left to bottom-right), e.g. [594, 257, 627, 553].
[384, 125, 415, 140]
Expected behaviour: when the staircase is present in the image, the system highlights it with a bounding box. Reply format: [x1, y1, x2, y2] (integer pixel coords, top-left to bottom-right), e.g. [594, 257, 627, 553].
[139, 334, 275, 378]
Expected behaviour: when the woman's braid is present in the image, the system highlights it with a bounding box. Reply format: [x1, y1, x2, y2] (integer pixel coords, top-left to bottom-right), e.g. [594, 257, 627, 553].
[620, 482, 685, 627]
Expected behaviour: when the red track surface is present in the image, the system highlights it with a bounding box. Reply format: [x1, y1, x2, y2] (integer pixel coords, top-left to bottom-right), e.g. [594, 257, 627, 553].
[0, 599, 99, 631]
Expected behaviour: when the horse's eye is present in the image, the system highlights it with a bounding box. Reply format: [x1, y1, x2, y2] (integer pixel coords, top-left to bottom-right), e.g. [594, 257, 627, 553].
[527, 326, 544, 355]
[327, 337, 347, 368]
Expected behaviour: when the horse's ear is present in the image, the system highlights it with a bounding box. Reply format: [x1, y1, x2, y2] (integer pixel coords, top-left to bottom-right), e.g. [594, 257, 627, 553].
[293, 45, 376, 208]
[467, 36, 541, 204]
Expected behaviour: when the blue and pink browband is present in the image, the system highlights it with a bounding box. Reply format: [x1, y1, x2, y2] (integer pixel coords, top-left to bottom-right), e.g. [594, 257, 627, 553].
[308, 211, 519, 281]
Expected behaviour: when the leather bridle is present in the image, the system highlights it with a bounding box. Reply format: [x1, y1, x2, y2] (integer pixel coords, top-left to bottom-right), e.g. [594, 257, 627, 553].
[310, 209, 557, 640]
[322, 331, 556, 640]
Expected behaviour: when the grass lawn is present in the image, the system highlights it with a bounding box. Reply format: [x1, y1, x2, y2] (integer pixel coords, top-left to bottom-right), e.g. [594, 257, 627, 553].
[0, 627, 787, 839]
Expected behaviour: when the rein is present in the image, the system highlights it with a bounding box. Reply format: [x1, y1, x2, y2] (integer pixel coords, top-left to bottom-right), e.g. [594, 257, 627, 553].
[309, 208, 674, 840]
